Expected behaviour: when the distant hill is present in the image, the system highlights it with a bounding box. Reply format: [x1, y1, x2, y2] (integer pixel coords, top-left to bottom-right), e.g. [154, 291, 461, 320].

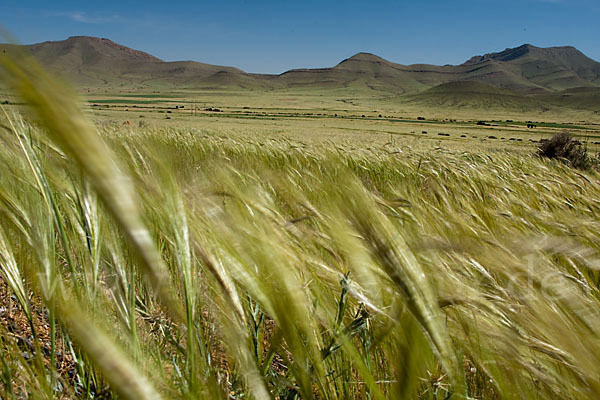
[405, 81, 547, 111]
[2, 37, 600, 101]
[464, 44, 600, 92]
[0, 36, 243, 87]
[539, 87, 600, 111]
[279, 46, 600, 95]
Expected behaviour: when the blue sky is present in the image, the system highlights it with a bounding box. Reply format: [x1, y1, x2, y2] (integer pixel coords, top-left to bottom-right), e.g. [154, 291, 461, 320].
[1, 0, 599, 74]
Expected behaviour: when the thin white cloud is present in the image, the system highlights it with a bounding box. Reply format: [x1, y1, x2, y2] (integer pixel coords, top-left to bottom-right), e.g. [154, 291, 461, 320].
[55, 11, 121, 24]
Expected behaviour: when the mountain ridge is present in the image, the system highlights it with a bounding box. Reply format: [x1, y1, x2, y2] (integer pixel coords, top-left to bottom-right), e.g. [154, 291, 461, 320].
[2, 36, 599, 94]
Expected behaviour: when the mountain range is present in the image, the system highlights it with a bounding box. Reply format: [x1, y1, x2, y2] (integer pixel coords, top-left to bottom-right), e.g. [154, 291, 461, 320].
[2, 36, 600, 110]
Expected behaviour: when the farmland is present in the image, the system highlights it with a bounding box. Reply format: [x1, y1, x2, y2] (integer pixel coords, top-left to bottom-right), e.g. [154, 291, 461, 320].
[82, 88, 600, 151]
[1, 48, 600, 400]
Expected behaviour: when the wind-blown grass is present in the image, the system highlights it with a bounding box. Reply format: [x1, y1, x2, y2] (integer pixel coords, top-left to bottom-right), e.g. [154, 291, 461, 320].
[1, 53, 600, 400]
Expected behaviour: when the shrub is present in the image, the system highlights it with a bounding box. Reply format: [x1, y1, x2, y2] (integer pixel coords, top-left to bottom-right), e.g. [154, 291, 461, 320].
[538, 131, 589, 169]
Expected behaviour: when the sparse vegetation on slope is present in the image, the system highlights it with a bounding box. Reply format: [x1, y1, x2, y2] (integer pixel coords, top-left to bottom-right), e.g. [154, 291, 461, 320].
[406, 81, 547, 111]
[3, 37, 600, 95]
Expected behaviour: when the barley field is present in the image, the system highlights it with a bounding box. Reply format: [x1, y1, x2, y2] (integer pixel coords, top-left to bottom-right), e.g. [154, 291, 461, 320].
[2, 53, 600, 400]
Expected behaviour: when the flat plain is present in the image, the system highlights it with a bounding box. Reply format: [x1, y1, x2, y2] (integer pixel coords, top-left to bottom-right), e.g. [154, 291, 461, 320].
[80, 87, 600, 154]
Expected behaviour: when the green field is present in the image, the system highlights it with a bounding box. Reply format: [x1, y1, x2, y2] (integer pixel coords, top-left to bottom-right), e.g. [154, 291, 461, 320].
[80, 88, 600, 154]
[2, 55, 600, 400]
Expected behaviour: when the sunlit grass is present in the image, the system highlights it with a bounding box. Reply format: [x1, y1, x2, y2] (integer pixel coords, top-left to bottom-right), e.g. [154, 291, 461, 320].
[1, 52, 600, 400]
